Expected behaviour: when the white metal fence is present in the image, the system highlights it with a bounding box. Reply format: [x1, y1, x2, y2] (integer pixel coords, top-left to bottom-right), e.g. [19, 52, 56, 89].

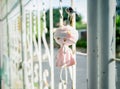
[0, 0, 77, 89]
[1, 0, 119, 89]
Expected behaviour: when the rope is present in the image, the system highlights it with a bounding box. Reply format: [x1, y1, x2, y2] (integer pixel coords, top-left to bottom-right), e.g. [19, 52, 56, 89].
[59, 67, 68, 89]
[65, 7, 75, 26]
[59, 0, 63, 26]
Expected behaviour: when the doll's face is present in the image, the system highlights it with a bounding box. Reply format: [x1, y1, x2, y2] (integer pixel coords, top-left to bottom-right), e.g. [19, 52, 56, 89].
[54, 25, 78, 46]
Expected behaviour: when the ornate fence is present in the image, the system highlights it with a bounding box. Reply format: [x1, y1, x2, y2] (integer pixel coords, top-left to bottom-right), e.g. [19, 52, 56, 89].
[1, 0, 120, 89]
[0, 0, 77, 89]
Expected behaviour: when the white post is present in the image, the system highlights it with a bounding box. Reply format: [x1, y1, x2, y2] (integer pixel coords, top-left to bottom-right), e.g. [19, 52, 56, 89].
[98, 0, 116, 89]
[0, 22, 2, 89]
[37, 0, 43, 89]
[22, 9, 28, 89]
[49, 0, 54, 89]
[19, 0, 26, 89]
[0, 22, 2, 62]
[71, 0, 76, 89]
[6, 1, 11, 89]
[87, 0, 98, 89]
[29, 9, 34, 89]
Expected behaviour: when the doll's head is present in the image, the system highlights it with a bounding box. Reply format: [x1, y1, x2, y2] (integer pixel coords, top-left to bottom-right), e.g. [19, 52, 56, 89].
[54, 25, 78, 46]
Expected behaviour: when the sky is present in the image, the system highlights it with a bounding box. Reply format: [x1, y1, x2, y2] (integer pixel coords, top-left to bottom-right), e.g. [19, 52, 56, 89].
[43, 0, 87, 23]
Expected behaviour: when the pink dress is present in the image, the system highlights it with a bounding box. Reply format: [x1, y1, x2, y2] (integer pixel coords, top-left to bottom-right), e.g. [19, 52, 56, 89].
[56, 45, 76, 67]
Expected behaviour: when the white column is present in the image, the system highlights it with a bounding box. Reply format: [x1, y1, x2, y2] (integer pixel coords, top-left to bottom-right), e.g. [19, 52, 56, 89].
[98, 0, 116, 89]
[71, 0, 76, 89]
[87, 0, 98, 89]
[19, 0, 26, 89]
[37, 0, 43, 89]
[49, 0, 54, 89]
[0, 21, 3, 69]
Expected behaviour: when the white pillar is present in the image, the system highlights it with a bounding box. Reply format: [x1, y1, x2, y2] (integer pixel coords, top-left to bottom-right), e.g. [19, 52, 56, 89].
[71, 0, 76, 89]
[49, 0, 54, 89]
[87, 0, 98, 89]
[37, 1, 43, 89]
[19, 0, 26, 89]
[0, 21, 3, 89]
[98, 0, 116, 89]
[0, 21, 3, 71]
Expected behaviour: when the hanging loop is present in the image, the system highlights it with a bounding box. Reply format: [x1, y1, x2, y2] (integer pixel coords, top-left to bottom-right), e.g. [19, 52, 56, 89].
[59, 0, 63, 26]
[65, 7, 76, 26]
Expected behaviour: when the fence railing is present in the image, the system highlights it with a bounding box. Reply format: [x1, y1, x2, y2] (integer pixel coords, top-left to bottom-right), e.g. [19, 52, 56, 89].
[0, 0, 77, 89]
[0, 0, 119, 89]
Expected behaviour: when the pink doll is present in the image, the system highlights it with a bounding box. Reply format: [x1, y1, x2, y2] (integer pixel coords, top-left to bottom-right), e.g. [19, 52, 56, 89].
[54, 25, 78, 68]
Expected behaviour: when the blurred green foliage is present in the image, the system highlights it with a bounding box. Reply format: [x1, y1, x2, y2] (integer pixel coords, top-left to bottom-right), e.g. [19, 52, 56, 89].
[116, 15, 120, 45]
[76, 23, 87, 29]
[76, 38, 87, 48]
[116, 15, 120, 58]
[46, 7, 86, 30]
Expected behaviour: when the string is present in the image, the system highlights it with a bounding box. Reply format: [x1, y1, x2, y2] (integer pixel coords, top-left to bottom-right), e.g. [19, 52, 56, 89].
[58, 0, 68, 88]
[59, 0, 63, 26]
